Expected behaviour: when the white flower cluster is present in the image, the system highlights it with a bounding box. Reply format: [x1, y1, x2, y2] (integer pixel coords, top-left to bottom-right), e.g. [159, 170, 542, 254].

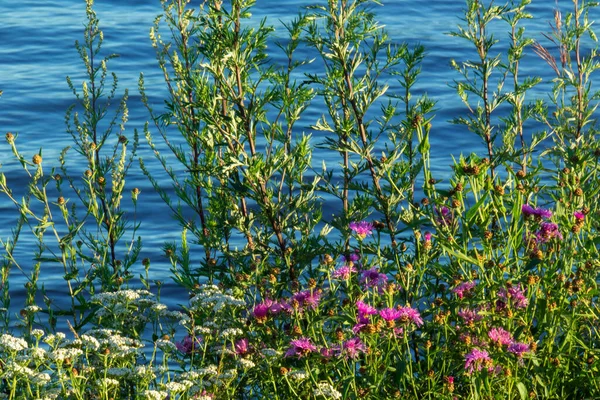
[288, 369, 308, 381]
[50, 348, 83, 362]
[260, 348, 281, 357]
[238, 359, 255, 369]
[0, 334, 28, 352]
[189, 285, 245, 313]
[220, 328, 243, 339]
[313, 382, 342, 399]
[143, 390, 168, 400]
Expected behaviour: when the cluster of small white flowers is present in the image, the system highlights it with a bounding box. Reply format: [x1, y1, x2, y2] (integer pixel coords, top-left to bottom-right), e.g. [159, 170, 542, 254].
[27, 347, 47, 360]
[31, 329, 44, 339]
[97, 377, 120, 387]
[195, 326, 212, 335]
[101, 333, 143, 357]
[156, 339, 177, 352]
[75, 334, 100, 351]
[164, 381, 190, 393]
[0, 334, 28, 352]
[164, 310, 188, 322]
[24, 305, 42, 313]
[219, 369, 237, 380]
[151, 303, 168, 313]
[238, 359, 255, 369]
[189, 286, 245, 313]
[288, 370, 309, 380]
[196, 365, 218, 377]
[50, 348, 83, 362]
[43, 332, 66, 346]
[314, 382, 342, 399]
[212, 346, 235, 356]
[143, 390, 168, 400]
[32, 372, 51, 385]
[260, 348, 281, 357]
[220, 328, 243, 339]
[4, 361, 36, 378]
[92, 289, 153, 304]
[134, 365, 156, 380]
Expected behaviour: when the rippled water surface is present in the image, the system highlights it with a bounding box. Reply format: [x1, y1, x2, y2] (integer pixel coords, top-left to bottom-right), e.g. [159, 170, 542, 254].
[0, 1, 594, 316]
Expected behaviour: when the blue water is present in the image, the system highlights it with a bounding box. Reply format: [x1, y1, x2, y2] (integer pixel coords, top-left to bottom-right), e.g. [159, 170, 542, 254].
[0, 1, 591, 317]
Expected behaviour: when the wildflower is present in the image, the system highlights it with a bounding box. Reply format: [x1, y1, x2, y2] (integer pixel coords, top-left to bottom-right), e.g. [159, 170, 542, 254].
[144, 390, 168, 400]
[435, 206, 453, 226]
[508, 342, 530, 358]
[288, 369, 309, 380]
[339, 337, 366, 360]
[452, 281, 476, 299]
[536, 222, 563, 242]
[0, 334, 28, 352]
[521, 204, 552, 219]
[349, 221, 374, 239]
[260, 348, 281, 357]
[396, 305, 424, 326]
[497, 284, 528, 310]
[332, 265, 357, 280]
[379, 308, 401, 322]
[574, 210, 585, 221]
[458, 308, 482, 325]
[360, 267, 388, 289]
[234, 338, 249, 356]
[356, 300, 378, 317]
[487, 327, 513, 346]
[285, 337, 317, 358]
[238, 358, 255, 369]
[292, 290, 321, 310]
[464, 348, 492, 374]
[220, 328, 243, 339]
[342, 251, 360, 264]
[314, 382, 342, 399]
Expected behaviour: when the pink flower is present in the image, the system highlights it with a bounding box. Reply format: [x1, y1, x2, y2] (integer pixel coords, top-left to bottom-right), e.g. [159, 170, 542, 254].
[458, 308, 482, 324]
[285, 337, 317, 358]
[292, 290, 321, 310]
[333, 265, 357, 280]
[396, 305, 423, 327]
[522, 204, 552, 219]
[574, 211, 585, 220]
[349, 221, 374, 239]
[379, 308, 402, 321]
[452, 281, 476, 299]
[234, 338, 249, 356]
[356, 300, 378, 317]
[487, 327, 513, 346]
[464, 348, 492, 374]
[176, 335, 202, 354]
[497, 284, 528, 310]
[424, 231, 432, 242]
[360, 267, 388, 289]
[339, 337, 366, 360]
[508, 342, 530, 357]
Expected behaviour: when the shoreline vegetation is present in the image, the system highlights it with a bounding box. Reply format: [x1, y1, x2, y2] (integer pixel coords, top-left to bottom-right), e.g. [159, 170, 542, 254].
[1, 0, 599, 399]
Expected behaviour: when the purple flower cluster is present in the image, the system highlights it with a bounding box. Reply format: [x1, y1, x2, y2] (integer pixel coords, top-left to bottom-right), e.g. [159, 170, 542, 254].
[292, 290, 321, 311]
[486, 327, 530, 358]
[435, 206, 453, 227]
[353, 300, 422, 332]
[464, 348, 492, 374]
[496, 283, 528, 310]
[349, 221, 374, 239]
[360, 267, 388, 290]
[252, 299, 287, 322]
[176, 335, 203, 354]
[452, 281, 476, 299]
[332, 265, 357, 280]
[522, 204, 553, 219]
[285, 337, 317, 358]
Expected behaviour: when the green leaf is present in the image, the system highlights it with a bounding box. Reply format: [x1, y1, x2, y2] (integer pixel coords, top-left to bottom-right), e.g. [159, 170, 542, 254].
[517, 382, 528, 400]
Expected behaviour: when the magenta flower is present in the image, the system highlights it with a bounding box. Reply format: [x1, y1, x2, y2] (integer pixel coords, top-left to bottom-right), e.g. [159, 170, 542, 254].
[339, 337, 367, 360]
[464, 348, 492, 374]
[424, 231, 432, 242]
[349, 221, 374, 239]
[356, 300, 378, 317]
[360, 267, 388, 289]
[342, 252, 361, 264]
[396, 305, 424, 326]
[497, 284, 528, 310]
[452, 281, 476, 299]
[379, 308, 402, 322]
[285, 337, 317, 358]
[574, 210, 585, 220]
[508, 342, 530, 357]
[458, 308, 482, 324]
[234, 338, 249, 356]
[435, 206, 453, 226]
[332, 265, 357, 280]
[176, 335, 202, 354]
[536, 222, 563, 242]
[487, 327, 513, 346]
[522, 204, 552, 219]
[292, 290, 321, 310]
